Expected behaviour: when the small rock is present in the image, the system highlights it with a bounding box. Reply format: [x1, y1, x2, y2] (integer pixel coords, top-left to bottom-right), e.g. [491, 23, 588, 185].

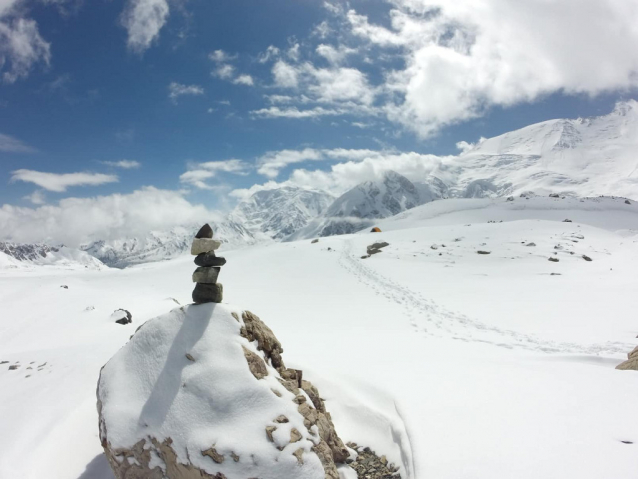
[625, 199, 631, 205]
[9, 365, 18, 370]
[194, 252, 226, 267]
[477, 250, 491, 255]
[621, 440, 633, 444]
[192, 283, 223, 304]
[293, 448, 304, 465]
[549, 193, 560, 198]
[192, 266, 220, 284]
[550, 273, 562, 276]
[290, 428, 302, 443]
[201, 446, 224, 464]
[563, 219, 572, 223]
[60, 285, 68, 289]
[360, 255, 370, 259]
[274, 415, 289, 423]
[506, 196, 514, 202]
[231, 452, 240, 462]
[430, 245, 438, 250]
[112, 309, 132, 325]
[582, 255, 592, 262]
[195, 224, 213, 239]
[526, 242, 536, 247]
[311, 239, 319, 244]
[265, 426, 277, 442]
[185, 353, 195, 362]
[548, 257, 559, 262]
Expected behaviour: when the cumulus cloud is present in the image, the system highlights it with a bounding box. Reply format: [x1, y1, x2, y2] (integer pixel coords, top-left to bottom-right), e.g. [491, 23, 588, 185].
[121, 0, 169, 53]
[168, 82, 204, 103]
[0, 187, 218, 246]
[10, 169, 119, 192]
[233, 74, 254, 86]
[180, 159, 250, 189]
[0, 2, 51, 83]
[256, 147, 393, 178]
[345, 0, 638, 137]
[238, 149, 446, 198]
[0, 132, 36, 152]
[101, 160, 142, 169]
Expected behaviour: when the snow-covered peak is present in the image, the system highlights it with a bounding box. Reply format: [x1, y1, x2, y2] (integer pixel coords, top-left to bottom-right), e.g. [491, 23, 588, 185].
[230, 186, 335, 240]
[325, 170, 422, 220]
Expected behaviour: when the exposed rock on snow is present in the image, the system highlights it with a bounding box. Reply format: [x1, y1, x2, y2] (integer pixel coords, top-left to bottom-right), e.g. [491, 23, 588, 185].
[97, 305, 350, 479]
[367, 242, 389, 256]
[111, 309, 132, 325]
[616, 346, 638, 371]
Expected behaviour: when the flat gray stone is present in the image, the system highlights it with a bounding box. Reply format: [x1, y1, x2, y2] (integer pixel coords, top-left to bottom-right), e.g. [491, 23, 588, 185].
[190, 238, 221, 255]
[192, 266, 220, 284]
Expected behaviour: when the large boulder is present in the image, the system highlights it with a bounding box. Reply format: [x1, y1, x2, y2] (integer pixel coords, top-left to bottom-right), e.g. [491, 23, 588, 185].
[97, 304, 349, 479]
[616, 345, 638, 371]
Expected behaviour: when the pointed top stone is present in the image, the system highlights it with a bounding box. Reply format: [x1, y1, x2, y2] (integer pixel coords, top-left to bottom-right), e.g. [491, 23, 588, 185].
[195, 224, 213, 239]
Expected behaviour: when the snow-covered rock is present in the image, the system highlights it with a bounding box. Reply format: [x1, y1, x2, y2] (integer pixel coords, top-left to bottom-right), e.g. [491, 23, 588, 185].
[97, 304, 349, 479]
[229, 186, 335, 240]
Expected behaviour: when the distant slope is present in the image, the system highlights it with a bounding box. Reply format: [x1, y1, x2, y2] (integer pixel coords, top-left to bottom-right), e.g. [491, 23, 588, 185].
[81, 220, 256, 269]
[229, 186, 335, 240]
[370, 195, 638, 233]
[442, 100, 638, 199]
[0, 242, 106, 270]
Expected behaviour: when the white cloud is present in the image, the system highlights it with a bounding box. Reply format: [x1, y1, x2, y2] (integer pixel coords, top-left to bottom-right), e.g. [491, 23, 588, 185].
[251, 105, 343, 120]
[258, 45, 280, 63]
[0, 4, 51, 83]
[316, 44, 357, 65]
[255, 147, 390, 178]
[120, 0, 169, 54]
[0, 187, 218, 246]
[236, 149, 446, 197]
[180, 159, 251, 189]
[212, 64, 235, 80]
[272, 60, 299, 88]
[344, 0, 638, 137]
[168, 82, 204, 102]
[287, 42, 301, 61]
[179, 169, 216, 190]
[0, 132, 35, 152]
[209, 49, 237, 63]
[23, 189, 46, 205]
[10, 169, 119, 192]
[101, 160, 142, 169]
[233, 74, 254, 86]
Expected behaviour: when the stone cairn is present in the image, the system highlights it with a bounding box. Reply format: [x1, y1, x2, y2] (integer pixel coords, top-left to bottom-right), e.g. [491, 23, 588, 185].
[191, 224, 226, 304]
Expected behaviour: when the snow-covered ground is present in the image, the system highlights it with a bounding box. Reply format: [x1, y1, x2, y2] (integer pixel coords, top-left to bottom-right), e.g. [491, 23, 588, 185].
[1, 197, 637, 479]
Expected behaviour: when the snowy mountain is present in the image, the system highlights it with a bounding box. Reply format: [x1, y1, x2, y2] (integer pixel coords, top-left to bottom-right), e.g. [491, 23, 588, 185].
[82, 220, 256, 268]
[0, 241, 106, 270]
[289, 171, 442, 239]
[229, 186, 335, 240]
[443, 100, 638, 198]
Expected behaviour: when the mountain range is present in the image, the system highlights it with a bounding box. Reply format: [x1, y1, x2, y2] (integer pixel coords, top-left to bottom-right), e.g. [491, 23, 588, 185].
[3, 101, 637, 268]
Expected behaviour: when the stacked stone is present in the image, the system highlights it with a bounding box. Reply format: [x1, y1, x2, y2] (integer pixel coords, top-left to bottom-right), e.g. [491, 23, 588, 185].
[191, 224, 226, 304]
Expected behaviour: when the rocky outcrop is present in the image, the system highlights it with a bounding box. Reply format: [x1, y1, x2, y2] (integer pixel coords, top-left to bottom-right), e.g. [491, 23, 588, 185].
[97, 304, 350, 479]
[616, 345, 638, 371]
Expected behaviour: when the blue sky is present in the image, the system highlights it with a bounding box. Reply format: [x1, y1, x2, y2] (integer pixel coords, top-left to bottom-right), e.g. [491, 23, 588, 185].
[1, 0, 638, 242]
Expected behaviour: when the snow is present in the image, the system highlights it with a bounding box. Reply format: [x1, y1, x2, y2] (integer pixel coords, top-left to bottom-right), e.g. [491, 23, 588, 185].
[1, 197, 637, 479]
[99, 304, 326, 478]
